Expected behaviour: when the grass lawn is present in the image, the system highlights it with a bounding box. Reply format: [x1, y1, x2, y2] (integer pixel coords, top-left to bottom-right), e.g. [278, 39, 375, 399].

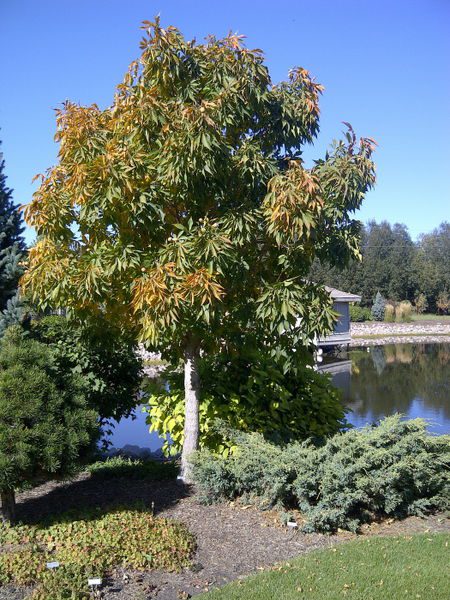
[411, 313, 450, 322]
[200, 533, 449, 600]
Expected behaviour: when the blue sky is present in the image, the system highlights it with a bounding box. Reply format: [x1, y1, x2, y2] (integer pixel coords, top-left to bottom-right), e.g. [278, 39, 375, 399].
[1, 0, 449, 244]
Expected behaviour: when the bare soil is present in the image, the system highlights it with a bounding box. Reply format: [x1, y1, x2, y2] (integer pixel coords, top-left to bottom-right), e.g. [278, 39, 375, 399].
[1, 474, 448, 600]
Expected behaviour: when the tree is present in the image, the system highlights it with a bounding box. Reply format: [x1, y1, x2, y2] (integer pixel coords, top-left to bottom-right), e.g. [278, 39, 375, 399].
[436, 290, 449, 315]
[22, 19, 376, 481]
[371, 291, 386, 321]
[0, 326, 99, 523]
[0, 141, 26, 312]
[414, 292, 428, 315]
[414, 222, 450, 311]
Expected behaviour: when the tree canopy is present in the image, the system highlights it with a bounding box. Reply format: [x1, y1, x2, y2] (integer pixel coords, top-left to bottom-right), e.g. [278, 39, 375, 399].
[22, 19, 376, 478]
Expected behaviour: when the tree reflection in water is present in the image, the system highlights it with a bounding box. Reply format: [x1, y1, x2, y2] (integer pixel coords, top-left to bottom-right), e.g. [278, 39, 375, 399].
[333, 343, 450, 434]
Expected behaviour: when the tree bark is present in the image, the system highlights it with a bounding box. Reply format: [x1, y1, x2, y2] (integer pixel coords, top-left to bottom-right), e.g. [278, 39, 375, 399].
[1, 488, 16, 524]
[180, 342, 200, 483]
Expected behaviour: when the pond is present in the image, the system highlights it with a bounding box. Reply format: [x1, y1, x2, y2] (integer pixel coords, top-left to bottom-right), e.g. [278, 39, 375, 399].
[107, 342, 450, 451]
[329, 342, 450, 435]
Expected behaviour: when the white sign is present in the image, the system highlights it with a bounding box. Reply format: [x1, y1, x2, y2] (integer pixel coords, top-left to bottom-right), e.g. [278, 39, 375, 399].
[46, 561, 60, 569]
[88, 578, 102, 586]
[287, 521, 298, 529]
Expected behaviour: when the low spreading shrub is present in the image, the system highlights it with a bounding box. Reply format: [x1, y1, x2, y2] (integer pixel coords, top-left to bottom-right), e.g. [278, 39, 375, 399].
[191, 415, 449, 533]
[88, 456, 177, 480]
[0, 505, 195, 599]
[349, 305, 372, 322]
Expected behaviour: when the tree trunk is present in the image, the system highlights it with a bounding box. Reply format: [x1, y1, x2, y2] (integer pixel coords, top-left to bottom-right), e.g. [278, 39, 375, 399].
[180, 343, 200, 483]
[1, 488, 16, 524]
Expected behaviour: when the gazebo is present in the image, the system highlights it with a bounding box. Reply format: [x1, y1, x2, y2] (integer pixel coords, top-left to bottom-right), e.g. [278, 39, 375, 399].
[318, 286, 361, 348]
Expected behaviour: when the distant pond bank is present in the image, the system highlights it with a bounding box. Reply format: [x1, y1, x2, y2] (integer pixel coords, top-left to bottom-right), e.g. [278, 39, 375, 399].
[350, 320, 450, 347]
[107, 341, 450, 452]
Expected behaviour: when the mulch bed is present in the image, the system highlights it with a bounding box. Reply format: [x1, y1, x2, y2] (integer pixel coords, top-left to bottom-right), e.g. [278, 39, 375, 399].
[1, 474, 449, 599]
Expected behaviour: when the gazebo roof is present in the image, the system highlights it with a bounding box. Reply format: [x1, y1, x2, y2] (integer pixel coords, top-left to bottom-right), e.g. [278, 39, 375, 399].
[325, 286, 361, 303]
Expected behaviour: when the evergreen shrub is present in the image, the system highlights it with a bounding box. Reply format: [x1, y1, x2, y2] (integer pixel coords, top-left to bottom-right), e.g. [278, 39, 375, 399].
[0, 326, 99, 523]
[190, 415, 449, 533]
[371, 291, 386, 321]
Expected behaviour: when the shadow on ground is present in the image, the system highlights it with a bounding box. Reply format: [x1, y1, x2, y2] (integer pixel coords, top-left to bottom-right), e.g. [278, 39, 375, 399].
[15, 473, 191, 525]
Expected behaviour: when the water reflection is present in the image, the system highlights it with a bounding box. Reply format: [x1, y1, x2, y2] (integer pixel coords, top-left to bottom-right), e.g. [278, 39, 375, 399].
[109, 343, 450, 450]
[330, 343, 450, 434]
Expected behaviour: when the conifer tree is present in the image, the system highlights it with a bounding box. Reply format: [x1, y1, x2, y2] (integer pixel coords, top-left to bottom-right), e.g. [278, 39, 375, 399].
[0, 140, 26, 313]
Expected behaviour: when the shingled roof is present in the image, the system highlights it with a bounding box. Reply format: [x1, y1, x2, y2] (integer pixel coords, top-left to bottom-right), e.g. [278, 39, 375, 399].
[325, 286, 361, 302]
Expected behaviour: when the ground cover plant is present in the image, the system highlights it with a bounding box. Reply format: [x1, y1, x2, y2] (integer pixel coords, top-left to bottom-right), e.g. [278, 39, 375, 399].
[88, 456, 178, 480]
[0, 504, 195, 599]
[191, 415, 450, 532]
[199, 533, 450, 600]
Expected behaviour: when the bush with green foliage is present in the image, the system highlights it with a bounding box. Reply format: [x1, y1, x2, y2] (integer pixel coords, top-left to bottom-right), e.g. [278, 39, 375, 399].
[0, 505, 195, 598]
[191, 415, 449, 533]
[349, 305, 372, 322]
[88, 456, 177, 481]
[146, 346, 347, 456]
[0, 326, 99, 523]
[371, 291, 386, 321]
[31, 315, 142, 422]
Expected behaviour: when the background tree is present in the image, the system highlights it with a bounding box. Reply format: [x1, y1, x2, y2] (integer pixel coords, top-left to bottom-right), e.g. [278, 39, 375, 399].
[0, 326, 99, 523]
[414, 222, 450, 311]
[0, 140, 26, 314]
[22, 19, 375, 480]
[414, 292, 428, 315]
[310, 220, 449, 312]
[436, 290, 449, 315]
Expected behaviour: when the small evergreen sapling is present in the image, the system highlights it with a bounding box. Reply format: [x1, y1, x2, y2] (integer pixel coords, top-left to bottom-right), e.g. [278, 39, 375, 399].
[371, 291, 386, 321]
[0, 326, 99, 524]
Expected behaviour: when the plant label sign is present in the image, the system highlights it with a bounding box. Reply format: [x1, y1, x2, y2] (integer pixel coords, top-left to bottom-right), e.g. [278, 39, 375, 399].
[88, 578, 102, 586]
[46, 561, 60, 569]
